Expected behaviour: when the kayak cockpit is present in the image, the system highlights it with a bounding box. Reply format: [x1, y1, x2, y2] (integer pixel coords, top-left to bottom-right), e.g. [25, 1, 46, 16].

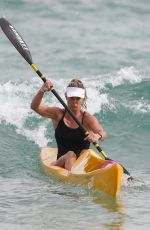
[71, 149, 115, 174]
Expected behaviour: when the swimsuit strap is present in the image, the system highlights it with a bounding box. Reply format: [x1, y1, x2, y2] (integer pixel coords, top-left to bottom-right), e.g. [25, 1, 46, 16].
[82, 111, 86, 124]
[62, 109, 66, 120]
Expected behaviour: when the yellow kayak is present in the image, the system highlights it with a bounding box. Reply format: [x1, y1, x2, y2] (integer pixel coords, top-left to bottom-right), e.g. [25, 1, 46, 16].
[40, 147, 123, 197]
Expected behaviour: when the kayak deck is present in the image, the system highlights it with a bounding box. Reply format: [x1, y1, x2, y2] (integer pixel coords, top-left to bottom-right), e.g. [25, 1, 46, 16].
[40, 147, 123, 197]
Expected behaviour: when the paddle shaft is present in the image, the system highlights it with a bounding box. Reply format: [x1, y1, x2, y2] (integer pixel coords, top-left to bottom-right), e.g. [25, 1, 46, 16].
[0, 17, 131, 177]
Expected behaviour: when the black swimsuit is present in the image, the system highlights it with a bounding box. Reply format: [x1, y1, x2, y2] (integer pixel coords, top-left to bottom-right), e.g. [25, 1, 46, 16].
[55, 111, 90, 159]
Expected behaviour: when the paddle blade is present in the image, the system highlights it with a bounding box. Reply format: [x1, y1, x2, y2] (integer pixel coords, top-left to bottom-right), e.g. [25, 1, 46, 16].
[0, 17, 33, 65]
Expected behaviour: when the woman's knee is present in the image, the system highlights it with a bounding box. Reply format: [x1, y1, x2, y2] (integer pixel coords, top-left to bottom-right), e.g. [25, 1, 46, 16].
[66, 151, 76, 159]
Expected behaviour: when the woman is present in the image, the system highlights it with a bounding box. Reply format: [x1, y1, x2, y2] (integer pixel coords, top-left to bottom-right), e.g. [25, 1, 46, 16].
[31, 79, 106, 170]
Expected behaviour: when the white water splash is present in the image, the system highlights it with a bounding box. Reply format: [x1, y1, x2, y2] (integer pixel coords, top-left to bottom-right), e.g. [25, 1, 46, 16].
[0, 81, 29, 127]
[16, 123, 51, 147]
[98, 66, 143, 88]
[0, 80, 50, 147]
[110, 66, 142, 87]
[87, 88, 116, 114]
[130, 101, 150, 114]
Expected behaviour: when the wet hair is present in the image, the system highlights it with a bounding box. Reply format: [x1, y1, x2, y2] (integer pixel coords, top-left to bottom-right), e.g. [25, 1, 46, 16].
[66, 79, 87, 109]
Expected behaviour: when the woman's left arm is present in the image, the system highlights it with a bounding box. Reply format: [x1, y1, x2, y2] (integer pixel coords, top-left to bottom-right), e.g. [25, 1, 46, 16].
[84, 113, 107, 142]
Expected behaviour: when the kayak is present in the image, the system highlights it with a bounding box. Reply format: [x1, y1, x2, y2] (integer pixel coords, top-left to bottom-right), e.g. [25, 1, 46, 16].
[40, 147, 123, 197]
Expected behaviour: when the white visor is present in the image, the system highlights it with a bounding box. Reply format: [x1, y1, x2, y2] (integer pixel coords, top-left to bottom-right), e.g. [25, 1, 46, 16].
[66, 87, 85, 98]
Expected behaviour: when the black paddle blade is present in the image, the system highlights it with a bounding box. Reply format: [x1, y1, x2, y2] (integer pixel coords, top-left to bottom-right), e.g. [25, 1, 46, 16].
[0, 17, 33, 65]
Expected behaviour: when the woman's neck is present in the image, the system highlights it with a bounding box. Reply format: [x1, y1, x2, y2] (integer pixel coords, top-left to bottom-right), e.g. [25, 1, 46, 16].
[64, 110, 83, 127]
[66, 110, 82, 118]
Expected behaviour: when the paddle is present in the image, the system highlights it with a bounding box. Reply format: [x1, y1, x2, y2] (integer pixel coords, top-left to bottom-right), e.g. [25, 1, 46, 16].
[0, 17, 132, 178]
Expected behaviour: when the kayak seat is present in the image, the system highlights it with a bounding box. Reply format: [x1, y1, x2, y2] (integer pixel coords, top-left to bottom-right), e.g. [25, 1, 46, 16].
[71, 149, 106, 174]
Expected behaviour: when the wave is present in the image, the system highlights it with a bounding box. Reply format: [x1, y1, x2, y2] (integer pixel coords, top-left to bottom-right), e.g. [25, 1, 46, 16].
[0, 67, 149, 147]
[88, 66, 143, 89]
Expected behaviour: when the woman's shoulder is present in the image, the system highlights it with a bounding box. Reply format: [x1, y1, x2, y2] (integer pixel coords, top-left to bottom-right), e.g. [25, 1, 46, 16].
[83, 111, 97, 123]
[51, 108, 65, 128]
[53, 107, 65, 119]
[46, 106, 64, 120]
[83, 111, 102, 132]
[83, 111, 95, 119]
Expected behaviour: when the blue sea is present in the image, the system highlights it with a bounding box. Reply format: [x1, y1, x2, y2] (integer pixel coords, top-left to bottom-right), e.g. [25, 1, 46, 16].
[0, 1, 150, 229]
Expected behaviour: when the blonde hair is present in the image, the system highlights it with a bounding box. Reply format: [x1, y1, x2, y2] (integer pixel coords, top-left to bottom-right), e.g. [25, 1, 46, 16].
[66, 79, 87, 109]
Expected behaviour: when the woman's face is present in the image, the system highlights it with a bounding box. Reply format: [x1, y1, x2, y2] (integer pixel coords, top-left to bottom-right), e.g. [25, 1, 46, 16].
[66, 97, 84, 112]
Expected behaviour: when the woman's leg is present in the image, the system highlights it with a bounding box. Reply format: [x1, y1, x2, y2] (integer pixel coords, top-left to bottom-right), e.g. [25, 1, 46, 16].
[51, 155, 65, 168]
[64, 151, 77, 170]
[51, 151, 77, 170]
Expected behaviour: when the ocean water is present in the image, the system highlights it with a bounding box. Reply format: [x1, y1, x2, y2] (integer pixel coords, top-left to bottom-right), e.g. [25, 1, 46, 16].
[0, 0, 150, 229]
